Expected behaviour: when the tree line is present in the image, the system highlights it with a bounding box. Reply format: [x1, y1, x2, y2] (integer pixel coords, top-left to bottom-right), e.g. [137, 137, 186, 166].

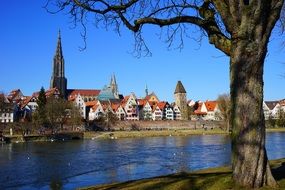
[0, 87, 82, 135]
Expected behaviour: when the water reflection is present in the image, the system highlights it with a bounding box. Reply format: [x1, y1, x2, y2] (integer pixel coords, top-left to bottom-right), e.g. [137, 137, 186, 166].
[0, 133, 284, 189]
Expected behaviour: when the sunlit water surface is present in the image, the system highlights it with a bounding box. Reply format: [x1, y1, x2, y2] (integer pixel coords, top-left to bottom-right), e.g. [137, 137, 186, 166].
[0, 132, 284, 189]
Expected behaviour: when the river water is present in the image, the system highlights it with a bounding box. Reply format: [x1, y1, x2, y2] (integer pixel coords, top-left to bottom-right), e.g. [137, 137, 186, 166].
[0, 132, 284, 189]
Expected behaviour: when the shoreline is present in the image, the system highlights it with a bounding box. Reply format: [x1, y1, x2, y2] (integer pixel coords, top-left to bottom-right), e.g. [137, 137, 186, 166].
[2, 128, 285, 143]
[84, 127, 285, 140]
[83, 129, 228, 139]
[80, 158, 285, 190]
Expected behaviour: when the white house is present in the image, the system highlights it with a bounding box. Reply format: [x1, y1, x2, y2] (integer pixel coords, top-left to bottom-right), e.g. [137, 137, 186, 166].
[137, 99, 153, 120]
[152, 104, 163, 120]
[263, 101, 272, 120]
[0, 94, 14, 123]
[0, 111, 14, 123]
[194, 102, 207, 120]
[71, 94, 86, 119]
[165, 103, 174, 120]
[264, 101, 280, 119]
[173, 104, 182, 120]
[26, 96, 38, 112]
[188, 99, 195, 107]
[204, 101, 220, 121]
[88, 101, 104, 120]
[122, 93, 139, 120]
[111, 103, 126, 120]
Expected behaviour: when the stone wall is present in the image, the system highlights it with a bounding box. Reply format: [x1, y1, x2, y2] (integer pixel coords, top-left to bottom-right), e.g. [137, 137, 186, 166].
[111, 120, 224, 131]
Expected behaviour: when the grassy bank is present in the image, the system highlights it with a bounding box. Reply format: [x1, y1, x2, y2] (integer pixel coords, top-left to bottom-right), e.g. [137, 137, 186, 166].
[84, 128, 228, 139]
[80, 158, 285, 190]
[266, 128, 285, 132]
[84, 128, 285, 139]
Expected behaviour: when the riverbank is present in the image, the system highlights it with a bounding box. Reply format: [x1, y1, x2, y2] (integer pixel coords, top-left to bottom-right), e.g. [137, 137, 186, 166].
[84, 128, 227, 139]
[80, 158, 285, 190]
[3, 132, 84, 143]
[84, 128, 285, 139]
[2, 127, 284, 143]
[266, 128, 285, 132]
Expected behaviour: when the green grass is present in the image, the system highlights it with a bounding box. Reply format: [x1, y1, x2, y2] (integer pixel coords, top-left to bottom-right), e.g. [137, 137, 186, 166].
[79, 158, 285, 190]
[84, 129, 228, 139]
[266, 128, 285, 132]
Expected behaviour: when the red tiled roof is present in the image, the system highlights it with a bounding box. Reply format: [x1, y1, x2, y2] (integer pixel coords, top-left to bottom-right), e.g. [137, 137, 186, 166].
[32, 88, 60, 98]
[137, 99, 147, 106]
[45, 88, 60, 97]
[91, 104, 99, 112]
[145, 92, 159, 102]
[194, 103, 207, 115]
[101, 103, 110, 111]
[68, 96, 76, 102]
[111, 102, 121, 112]
[157, 101, 167, 110]
[85, 100, 98, 107]
[20, 96, 33, 109]
[7, 89, 22, 100]
[194, 111, 207, 115]
[121, 95, 130, 108]
[205, 101, 217, 112]
[67, 89, 100, 97]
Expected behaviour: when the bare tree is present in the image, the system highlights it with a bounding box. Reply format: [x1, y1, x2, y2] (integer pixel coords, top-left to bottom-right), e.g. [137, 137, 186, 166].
[67, 102, 83, 130]
[216, 93, 230, 132]
[45, 97, 69, 132]
[45, 0, 285, 188]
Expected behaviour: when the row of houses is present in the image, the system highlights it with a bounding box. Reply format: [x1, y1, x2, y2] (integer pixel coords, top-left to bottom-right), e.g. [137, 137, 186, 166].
[71, 92, 183, 121]
[1, 88, 285, 123]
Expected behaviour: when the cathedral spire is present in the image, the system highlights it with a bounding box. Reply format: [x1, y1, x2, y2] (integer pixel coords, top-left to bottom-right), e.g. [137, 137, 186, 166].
[110, 73, 119, 98]
[55, 30, 63, 63]
[50, 30, 67, 98]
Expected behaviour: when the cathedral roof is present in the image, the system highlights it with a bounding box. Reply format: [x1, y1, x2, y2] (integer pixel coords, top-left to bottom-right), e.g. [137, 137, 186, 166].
[174, 81, 186, 94]
[67, 89, 101, 98]
[97, 86, 116, 101]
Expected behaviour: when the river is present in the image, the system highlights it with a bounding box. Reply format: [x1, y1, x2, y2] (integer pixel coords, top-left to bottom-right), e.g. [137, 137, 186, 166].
[0, 132, 284, 189]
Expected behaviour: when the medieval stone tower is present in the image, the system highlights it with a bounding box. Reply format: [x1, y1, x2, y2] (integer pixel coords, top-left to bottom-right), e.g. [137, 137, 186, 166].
[50, 30, 67, 98]
[174, 81, 188, 120]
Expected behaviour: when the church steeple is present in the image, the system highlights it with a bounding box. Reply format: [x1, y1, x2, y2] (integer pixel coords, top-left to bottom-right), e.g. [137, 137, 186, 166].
[145, 84, 149, 97]
[55, 30, 63, 63]
[110, 74, 119, 98]
[50, 30, 67, 98]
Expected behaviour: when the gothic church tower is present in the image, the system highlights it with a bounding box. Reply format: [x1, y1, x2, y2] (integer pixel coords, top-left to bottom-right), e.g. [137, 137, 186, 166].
[174, 81, 188, 120]
[50, 31, 67, 98]
[110, 74, 119, 98]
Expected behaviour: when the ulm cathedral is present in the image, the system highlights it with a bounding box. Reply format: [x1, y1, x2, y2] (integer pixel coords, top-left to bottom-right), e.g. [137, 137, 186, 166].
[50, 31, 120, 102]
[49, 31, 188, 120]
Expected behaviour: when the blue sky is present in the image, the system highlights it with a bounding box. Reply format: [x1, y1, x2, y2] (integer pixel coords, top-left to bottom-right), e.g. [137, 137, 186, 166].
[0, 1, 284, 102]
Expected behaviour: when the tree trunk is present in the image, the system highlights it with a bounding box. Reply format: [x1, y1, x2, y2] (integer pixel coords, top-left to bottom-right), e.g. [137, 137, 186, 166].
[230, 39, 278, 188]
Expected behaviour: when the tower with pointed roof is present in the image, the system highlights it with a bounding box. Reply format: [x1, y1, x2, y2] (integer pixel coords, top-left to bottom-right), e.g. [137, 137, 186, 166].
[50, 30, 67, 98]
[145, 84, 149, 97]
[174, 81, 188, 120]
[110, 74, 119, 99]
